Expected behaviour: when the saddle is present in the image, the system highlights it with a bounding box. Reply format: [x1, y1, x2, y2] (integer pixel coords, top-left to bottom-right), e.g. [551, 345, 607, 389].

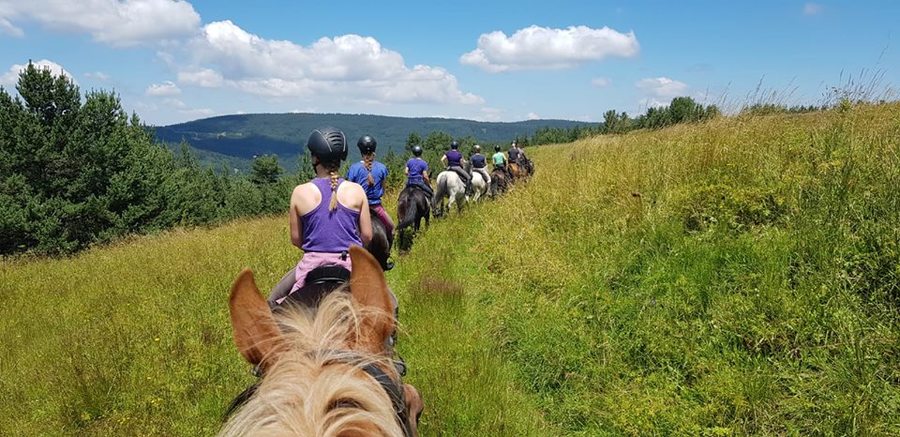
[272, 265, 407, 376]
[274, 265, 350, 311]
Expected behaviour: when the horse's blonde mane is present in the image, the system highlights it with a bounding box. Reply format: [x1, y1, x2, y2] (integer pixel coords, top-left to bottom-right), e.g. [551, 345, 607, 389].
[219, 290, 403, 437]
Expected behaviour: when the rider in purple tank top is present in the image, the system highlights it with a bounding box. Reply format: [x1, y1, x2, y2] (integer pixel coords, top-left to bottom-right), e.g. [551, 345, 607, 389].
[267, 127, 373, 306]
[301, 177, 363, 253]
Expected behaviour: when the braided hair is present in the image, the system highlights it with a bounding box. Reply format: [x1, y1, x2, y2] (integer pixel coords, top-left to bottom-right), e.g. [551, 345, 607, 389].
[321, 159, 341, 211]
[363, 153, 375, 187]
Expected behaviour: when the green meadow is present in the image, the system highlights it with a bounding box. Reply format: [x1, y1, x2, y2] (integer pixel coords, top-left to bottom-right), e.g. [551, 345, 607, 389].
[2, 102, 899, 435]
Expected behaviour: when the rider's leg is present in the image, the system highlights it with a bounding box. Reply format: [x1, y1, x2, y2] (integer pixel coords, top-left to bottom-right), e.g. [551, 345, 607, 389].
[452, 166, 472, 194]
[268, 267, 296, 308]
[371, 204, 395, 236]
[417, 182, 434, 199]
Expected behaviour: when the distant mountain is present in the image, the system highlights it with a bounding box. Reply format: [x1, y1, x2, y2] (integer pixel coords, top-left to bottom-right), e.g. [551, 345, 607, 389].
[154, 113, 596, 164]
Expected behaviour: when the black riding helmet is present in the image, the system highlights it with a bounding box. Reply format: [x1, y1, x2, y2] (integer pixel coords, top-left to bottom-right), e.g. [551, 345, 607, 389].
[412, 145, 423, 156]
[357, 135, 377, 154]
[307, 127, 348, 161]
[450, 140, 459, 150]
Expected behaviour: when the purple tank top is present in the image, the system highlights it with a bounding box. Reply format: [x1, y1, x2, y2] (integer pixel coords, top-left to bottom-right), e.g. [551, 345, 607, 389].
[300, 178, 363, 253]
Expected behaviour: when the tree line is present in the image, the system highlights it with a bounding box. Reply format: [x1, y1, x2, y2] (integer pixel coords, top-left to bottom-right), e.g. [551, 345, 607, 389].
[0, 63, 302, 255]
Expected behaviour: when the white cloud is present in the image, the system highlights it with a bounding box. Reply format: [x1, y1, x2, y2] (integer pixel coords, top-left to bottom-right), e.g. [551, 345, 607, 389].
[803, 2, 823, 15]
[526, 112, 541, 120]
[1, 59, 73, 86]
[636, 77, 688, 97]
[146, 80, 181, 96]
[591, 77, 611, 87]
[177, 68, 224, 88]
[0, 0, 200, 46]
[171, 20, 482, 105]
[460, 25, 639, 72]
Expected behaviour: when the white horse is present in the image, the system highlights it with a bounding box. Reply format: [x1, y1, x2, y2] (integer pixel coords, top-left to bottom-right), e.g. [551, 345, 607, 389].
[470, 169, 489, 202]
[433, 170, 467, 217]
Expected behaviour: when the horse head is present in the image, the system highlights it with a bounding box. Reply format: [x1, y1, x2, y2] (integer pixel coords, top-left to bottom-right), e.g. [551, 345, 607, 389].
[222, 247, 423, 436]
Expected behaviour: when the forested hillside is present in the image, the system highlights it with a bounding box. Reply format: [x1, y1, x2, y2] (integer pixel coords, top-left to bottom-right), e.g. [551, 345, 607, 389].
[154, 112, 596, 162]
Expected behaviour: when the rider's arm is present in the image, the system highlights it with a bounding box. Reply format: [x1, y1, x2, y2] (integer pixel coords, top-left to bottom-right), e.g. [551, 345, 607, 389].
[357, 188, 373, 245]
[404, 165, 409, 175]
[289, 188, 303, 249]
[440, 154, 448, 166]
[423, 170, 430, 184]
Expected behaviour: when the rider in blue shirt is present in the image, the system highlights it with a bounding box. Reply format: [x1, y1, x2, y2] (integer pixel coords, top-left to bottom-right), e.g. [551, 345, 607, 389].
[441, 140, 472, 195]
[469, 144, 490, 186]
[405, 145, 433, 198]
[346, 135, 394, 237]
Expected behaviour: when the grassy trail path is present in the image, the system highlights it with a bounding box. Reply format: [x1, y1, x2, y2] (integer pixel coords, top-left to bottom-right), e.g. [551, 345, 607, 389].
[0, 165, 556, 435]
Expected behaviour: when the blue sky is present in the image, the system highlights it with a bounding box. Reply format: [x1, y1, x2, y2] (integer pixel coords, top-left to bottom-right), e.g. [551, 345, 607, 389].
[1, 0, 897, 125]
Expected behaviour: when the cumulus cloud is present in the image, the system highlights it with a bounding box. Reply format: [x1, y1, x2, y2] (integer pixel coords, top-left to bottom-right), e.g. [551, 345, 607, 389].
[803, 2, 823, 15]
[460, 25, 639, 72]
[146, 80, 182, 96]
[172, 20, 482, 105]
[0, 0, 200, 46]
[526, 112, 541, 120]
[636, 77, 688, 97]
[0, 59, 72, 86]
[177, 68, 224, 88]
[591, 77, 611, 87]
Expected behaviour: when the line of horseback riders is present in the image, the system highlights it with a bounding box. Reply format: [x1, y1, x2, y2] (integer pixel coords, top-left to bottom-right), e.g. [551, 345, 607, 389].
[407, 138, 533, 201]
[240, 127, 533, 433]
[268, 126, 534, 307]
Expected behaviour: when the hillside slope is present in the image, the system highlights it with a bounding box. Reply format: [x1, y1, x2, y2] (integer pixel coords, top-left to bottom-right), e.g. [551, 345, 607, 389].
[154, 112, 594, 160]
[2, 103, 897, 435]
[448, 102, 899, 434]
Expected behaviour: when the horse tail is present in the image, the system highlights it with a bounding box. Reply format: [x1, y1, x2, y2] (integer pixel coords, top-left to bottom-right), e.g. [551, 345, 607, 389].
[364, 211, 391, 270]
[397, 192, 418, 231]
[433, 173, 447, 204]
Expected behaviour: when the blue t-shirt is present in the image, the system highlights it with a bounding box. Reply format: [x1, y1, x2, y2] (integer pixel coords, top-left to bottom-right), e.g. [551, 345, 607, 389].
[346, 161, 388, 205]
[470, 153, 486, 169]
[508, 148, 520, 163]
[445, 150, 463, 167]
[406, 158, 429, 184]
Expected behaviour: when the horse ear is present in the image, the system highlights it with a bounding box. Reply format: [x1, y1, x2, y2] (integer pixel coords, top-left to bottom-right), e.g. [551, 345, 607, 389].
[348, 246, 395, 354]
[229, 269, 284, 371]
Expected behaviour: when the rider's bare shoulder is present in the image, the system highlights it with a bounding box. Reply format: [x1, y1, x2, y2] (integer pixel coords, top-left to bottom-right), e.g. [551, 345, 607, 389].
[292, 182, 322, 215]
[337, 180, 367, 211]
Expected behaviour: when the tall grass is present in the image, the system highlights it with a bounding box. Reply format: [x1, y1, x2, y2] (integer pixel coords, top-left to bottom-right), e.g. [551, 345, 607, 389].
[2, 102, 898, 435]
[466, 102, 900, 434]
[0, 209, 553, 434]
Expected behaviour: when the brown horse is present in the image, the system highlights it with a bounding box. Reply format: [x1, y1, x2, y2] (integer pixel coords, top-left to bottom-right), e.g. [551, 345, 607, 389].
[508, 158, 534, 182]
[508, 162, 525, 180]
[222, 247, 424, 436]
[489, 167, 509, 197]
